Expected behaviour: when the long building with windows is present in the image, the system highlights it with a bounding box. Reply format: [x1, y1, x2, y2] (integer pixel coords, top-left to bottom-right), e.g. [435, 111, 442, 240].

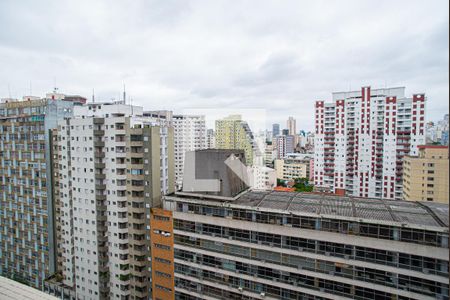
[314, 86, 426, 199]
[48, 102, 174, 300]
[0, 93, 84, 289]
[162, 191, 449, 300]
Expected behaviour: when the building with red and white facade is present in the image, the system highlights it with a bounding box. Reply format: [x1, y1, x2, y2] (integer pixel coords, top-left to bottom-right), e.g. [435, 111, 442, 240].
[314, 86, 426, 200]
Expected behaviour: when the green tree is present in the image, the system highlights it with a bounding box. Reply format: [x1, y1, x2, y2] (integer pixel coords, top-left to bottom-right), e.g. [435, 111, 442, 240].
[293, 177, 314, 192]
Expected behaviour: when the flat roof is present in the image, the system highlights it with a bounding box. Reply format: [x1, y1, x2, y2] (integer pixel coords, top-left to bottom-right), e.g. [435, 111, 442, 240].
[168, 191, 449, 231]
[0, 276, 58, 300]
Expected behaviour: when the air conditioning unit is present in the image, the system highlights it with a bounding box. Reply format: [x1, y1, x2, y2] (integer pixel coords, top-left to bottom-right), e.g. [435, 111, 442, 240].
[238, 287, 243, 292]
[260, 292, 266, 298]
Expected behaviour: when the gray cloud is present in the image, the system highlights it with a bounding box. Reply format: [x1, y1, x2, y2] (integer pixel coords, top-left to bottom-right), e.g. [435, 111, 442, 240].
[0, 0, 448, 130]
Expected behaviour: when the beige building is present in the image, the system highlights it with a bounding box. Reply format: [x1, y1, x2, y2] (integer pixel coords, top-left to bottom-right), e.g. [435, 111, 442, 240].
[403, 145, 449, 203]
[274, 155, 312, 181]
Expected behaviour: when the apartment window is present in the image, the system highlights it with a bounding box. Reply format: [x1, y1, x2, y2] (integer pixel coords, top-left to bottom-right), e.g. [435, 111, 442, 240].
[154, 215, 170, 222]
[154, 243, 171, 251]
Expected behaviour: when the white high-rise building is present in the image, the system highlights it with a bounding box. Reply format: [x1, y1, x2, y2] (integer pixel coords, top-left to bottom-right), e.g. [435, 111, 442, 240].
[173, 115, 206, 190]
[314, 86, 426, 199]
[53, 102, 174, 300]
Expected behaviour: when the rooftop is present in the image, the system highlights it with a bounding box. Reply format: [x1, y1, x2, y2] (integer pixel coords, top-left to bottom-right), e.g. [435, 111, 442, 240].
[170, 190, 449, 231]
[0, 276, 58, 300]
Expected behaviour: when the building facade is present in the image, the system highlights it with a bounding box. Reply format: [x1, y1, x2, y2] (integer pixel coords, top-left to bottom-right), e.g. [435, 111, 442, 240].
[51, 102, 174, 300]
[206, 129, 215, 149]
[272, 123, 280, 138]
[275, 135, 295, 159]
[274, 155, 312, 181]
[0, 94, 83, 289]
[314, 86, 426, 199]
[215, 115, 255, 165]
[403, 145, 449, 203]
[163, 191, 449, 300]
[173, 115, 207, 190]
[287, 117, 296, 136]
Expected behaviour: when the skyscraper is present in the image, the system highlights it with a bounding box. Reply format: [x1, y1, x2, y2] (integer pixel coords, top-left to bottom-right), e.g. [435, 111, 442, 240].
[314, 86, 426, 199]
[287, 116, 296, 135]
[215, 115, 255, 165]
[0, 93, 84, 288]
[272, 123, 280, 137]
[173, 115, 206, 190]
[51, 102, 174, 300]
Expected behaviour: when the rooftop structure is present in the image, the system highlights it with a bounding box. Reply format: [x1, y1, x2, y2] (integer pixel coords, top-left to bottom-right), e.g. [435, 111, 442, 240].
[164, 190, 449, 299]
[0, 276, 58, 300]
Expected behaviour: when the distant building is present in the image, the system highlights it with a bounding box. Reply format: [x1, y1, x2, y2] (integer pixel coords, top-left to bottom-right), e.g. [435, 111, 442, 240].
[250, 166, 276, 190]
[0, 93, 82, 288]
[281, 128, 289, 136]
[264, 143, 277, 168]
[274, 155, 312, 181]
[426, 114, 449, 145]
[403, 145, 449, 203]
[287, 116, 296, 135]
[206, 128, 216, 149]
[275, 135, 295, 158]
[314, 86, 426, 200]
[272, 123, 280, 137]
[215, 115, 256, 165]
[173, 115, 207, 190]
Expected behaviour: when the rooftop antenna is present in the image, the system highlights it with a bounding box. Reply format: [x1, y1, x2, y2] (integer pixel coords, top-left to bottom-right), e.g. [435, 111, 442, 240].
[123, 83, 126, 104]
[92, 88, 95, 103]
[130, 96, 133, 115]
[7, 84, 11, 99]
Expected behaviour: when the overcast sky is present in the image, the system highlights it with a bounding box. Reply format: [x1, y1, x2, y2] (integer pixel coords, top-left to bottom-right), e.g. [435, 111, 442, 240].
[0, 0, 448, 131]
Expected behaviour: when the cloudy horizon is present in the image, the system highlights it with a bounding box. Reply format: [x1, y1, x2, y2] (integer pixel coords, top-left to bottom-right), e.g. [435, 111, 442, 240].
[0, 0, 448, 130]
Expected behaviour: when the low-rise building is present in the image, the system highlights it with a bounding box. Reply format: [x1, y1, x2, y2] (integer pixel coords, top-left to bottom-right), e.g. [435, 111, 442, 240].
[274, 155, 312, 181]
[403, 145, 449, 203]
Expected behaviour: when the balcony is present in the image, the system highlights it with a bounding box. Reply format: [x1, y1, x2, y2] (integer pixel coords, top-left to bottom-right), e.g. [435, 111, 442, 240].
[94, 140, 105, 147]
[95, 152, 105, 158]
[94, 130, 105, 136]
[93, 118, 104, 125]
[95, 162, 106, 169]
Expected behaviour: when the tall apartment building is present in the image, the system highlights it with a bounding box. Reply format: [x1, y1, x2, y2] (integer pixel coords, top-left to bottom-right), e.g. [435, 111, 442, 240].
[314, 86, 426, 199]
[206, 129, 215, 149]
[403, 145, 449, 203]
[287, 116, 296, 135]
[173, 115, 206, 190]
[275, 135, 295, 159]
[163, 190, 449, 299]
[0, 93, 84, 289]
[50, 102, 174, 300]
[215, 115, 255, 165]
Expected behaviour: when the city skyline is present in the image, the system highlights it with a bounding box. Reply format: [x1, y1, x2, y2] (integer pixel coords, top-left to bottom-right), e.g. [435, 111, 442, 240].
[0, 1, 448, 130]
